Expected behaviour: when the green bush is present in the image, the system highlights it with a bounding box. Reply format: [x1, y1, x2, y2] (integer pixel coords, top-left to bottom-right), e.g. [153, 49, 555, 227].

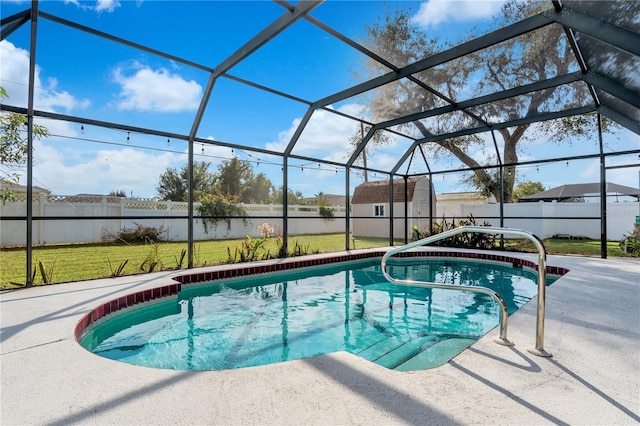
[196, 194, 248, 234]
[319, 206, 335, 221]
[620, 227, 640, 257]
[411, 213, 495, 250]
[107, 223, 166, 244]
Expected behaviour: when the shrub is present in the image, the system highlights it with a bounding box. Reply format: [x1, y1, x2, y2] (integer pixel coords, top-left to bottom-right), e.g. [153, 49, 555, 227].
[620, 227, 640, 257]
[106, 223, 166, 244]
[140, 243, 162, 272]
[319, 206, 335, 221]
[411, 213, 495, 250]
[196, 194, 247, 234]
[225, 234, 318, 264]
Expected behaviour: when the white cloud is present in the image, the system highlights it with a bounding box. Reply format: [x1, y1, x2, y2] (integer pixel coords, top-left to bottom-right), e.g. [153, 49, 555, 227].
[266, 103, 409, 178]
[579, 157, 640, 190]
[266, 103, 368, 161]
[0, 40, 90, 113]
[112, 65, 202, 112]
[412, 0, 506, 28]
[26, 143, 183, 197]
[63, 0, 121, 13]
[95, 0, 121, 13]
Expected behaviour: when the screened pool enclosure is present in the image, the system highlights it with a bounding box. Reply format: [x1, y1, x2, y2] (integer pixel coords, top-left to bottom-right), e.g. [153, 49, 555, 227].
[1, 0, 639, 286]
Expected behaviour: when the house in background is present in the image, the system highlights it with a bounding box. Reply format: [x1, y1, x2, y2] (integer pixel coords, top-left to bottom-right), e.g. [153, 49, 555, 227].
[0, 180, 50, 199]
[436, 191, 496, 218]
[351, 176, 436, 239]
[518, 182, 640, 203]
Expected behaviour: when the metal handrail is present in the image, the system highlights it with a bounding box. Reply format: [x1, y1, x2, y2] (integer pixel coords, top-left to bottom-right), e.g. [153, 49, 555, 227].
[381, 226, 551, 357]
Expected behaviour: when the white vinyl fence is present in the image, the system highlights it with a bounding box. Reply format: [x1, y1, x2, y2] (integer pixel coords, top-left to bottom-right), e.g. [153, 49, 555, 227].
[0, 195, 349, 246]
[2, 194, 638, 246]
[437, 201, 639, 241]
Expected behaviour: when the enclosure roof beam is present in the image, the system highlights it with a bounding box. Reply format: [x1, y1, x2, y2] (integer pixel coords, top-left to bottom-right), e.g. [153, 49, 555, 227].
[552, 1, 600, 106]
[1, 8, 30, 41]
[0, 102, 400, 174]
[390, 143, 419, 176]
[278, 1, 399, 72]
[222, 74, 311, 106]
[402, 148, 640, 177]
[284, 106, 316, 157]
[276, 0, 426, 160]
[414, 106, 595, 145]
[39, 11, 214, 73]
[553, 5, 640, 56]
[596, 106, 640, 136]
[0, 105, 293, 159]
[376, 72, 583, 131]
[343, 59, 582, 174]
[196, 0, 321, 168]
[418, 145, 432, 175]
[0, 7, 30, 26]
[276, 0, 492, 130]
[211, 1, 322, 79]
[314, 12, 554, 108]
[581, 71, 640, 110]
[345, 125, 378, 169]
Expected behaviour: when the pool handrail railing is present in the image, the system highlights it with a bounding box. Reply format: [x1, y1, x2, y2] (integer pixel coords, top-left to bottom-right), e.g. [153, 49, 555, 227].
[381, 225, 551, 357]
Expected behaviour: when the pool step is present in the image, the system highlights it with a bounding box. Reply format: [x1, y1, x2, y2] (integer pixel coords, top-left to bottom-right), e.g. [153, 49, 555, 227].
[363, 335, 439, 369]
[394, 337, 476, 371]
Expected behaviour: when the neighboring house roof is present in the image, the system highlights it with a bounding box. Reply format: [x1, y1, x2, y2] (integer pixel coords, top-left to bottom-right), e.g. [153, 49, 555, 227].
[352, 177, 429, 204]
[0, 180, 50, 194]
[519, 182, 640, 202]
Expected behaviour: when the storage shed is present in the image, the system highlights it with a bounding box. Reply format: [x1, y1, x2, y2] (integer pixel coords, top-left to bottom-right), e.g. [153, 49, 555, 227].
[351, 176, 435, 240]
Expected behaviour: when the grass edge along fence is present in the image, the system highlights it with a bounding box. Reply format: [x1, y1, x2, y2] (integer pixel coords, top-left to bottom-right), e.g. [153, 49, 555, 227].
[0, 234, 405, 289]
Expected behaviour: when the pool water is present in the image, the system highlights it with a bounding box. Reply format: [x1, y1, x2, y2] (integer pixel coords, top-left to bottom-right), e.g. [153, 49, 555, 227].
[80, 258, 551, 371]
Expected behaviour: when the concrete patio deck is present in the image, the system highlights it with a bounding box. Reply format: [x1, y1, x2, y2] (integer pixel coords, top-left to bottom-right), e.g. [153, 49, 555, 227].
[1, 251, 638, 425]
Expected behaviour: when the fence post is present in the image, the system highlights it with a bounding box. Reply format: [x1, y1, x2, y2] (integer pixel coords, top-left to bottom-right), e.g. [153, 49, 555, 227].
[37, 192, 45, 245]
[119, 198, 125, 234]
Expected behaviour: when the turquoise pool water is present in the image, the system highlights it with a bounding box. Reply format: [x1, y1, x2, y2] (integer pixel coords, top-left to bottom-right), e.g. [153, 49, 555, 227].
[80, 258, 552, 371]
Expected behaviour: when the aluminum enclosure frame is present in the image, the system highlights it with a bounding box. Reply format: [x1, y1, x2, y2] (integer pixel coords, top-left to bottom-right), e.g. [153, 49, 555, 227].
[1, 0, 639, 285]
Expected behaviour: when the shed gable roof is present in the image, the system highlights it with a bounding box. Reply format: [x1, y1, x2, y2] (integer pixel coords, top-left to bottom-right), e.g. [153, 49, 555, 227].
[352, 177, 426, 204]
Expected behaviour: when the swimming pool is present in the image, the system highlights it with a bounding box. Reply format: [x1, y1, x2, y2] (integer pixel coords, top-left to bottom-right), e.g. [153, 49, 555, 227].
[79, 255, 560, 372]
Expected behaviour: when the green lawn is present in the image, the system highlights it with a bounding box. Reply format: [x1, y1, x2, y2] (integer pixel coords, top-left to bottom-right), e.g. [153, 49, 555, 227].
[0, 234, 633, 289]
[502, 238, 627, 257]
[0, 234, 401, 288]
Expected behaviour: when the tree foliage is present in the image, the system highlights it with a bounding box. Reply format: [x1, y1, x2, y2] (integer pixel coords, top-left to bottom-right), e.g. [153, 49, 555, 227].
[213, 157, 274, 204]
[358, 1, 615, 202]
[155, 161, 215, 201]
[271, 186, 305, 205]
[156, 157, 276, 204]
[513, 181, 546, 202]
[1, 87, 50, 203]
[108, 189, 128, 197]
[242, 172, 274, 204]
[214, 157, 254, 201]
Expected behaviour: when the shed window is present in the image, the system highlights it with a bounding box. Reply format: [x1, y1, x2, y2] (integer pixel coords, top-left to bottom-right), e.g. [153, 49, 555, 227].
[373, 204, 385, 217]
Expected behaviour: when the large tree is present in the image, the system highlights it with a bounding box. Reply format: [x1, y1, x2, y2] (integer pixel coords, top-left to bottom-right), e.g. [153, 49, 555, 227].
[358, 1, 612, 202]
[155, 161, 215, 201]
[242, 172, 274, 204]
[1, 87, 50, 203]
[214, 157, 254, 201]
[157, 157, 276, 204]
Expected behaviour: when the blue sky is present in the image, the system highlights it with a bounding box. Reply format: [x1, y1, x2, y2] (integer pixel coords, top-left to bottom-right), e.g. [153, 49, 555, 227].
[1, 0, 638, 199]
